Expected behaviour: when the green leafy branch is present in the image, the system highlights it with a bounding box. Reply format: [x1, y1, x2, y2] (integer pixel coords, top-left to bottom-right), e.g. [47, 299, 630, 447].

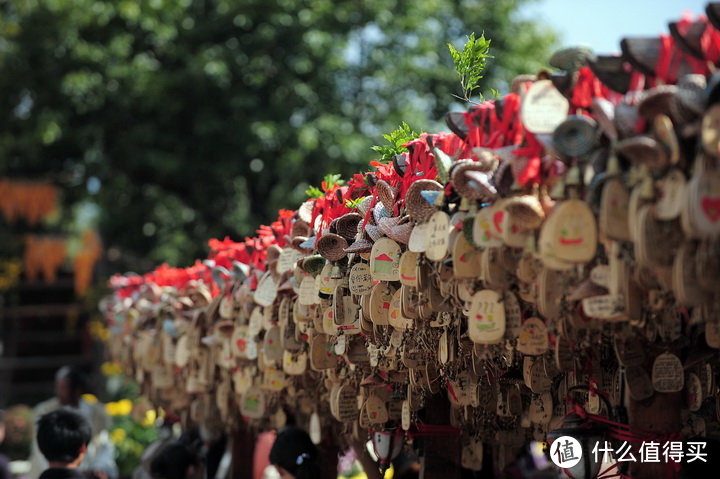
[448, 33, 496, 103]
[305, 173, 345, 199]
[371, 122, 420, 163]
[344, 197, 365, 209]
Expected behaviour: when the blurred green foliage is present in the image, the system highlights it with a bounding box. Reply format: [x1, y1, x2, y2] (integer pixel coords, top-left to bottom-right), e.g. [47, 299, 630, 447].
[0, 0, 556, 271]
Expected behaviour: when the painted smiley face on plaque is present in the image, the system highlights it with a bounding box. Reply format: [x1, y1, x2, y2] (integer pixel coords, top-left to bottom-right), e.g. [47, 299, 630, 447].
[472, 206, 503, 248]
[370, 237, 402, 282]
[468, 290, 506, 344]
[540, 199, 597, 264]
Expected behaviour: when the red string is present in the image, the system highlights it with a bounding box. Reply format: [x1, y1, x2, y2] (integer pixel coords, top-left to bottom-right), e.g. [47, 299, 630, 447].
[701, 18, 720, 64]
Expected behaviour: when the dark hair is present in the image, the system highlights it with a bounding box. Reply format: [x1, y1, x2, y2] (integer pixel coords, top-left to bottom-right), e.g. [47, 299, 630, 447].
[36, 409, 91, 463]
[269, 427, 320, 479]
[150, 441, 199, 479]
[56, 366, 88, 393]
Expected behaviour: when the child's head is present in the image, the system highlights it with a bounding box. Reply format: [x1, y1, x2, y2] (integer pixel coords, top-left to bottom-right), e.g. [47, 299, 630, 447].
[150, 441, 201, 479]
[36, 409, 91, 468]
[269, 427, 320, 479]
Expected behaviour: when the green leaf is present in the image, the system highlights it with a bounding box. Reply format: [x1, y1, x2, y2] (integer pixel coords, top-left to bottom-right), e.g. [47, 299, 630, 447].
[448, 32, 493, 103]
[344, 197, 365, 209]
[371, 122, 419, 163]
[304, 185, 324, 198]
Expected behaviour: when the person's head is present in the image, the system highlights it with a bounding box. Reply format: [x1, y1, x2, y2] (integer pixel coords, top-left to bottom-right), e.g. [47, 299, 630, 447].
[150, 441, 201, 479]
[36, 409, 91, 469]
[269, 427, 320, 479]
[55, 366, 87, 406]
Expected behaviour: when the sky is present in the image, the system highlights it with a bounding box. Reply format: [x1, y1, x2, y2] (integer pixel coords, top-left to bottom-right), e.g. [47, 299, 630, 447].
[524, 0, 710, 54]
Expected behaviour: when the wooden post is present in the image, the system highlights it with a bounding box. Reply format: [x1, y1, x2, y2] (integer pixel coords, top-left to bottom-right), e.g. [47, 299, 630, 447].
[419, 393, 462, 479]
[628, 391, 682, 479]
[231, 423, 256, 478]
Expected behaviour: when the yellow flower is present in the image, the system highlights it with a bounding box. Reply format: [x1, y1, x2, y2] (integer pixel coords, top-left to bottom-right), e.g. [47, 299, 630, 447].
[81, 393, 98, 404]
[116, 399, 133, 415]
[105, 399, 133, 416]
[141, 409, 157, 427]
[110, 428, 126, 444]
[101, 361, 122, 376]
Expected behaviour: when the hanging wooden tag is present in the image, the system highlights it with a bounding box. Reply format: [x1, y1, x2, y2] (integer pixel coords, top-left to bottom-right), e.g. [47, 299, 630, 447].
[317, 262, 337, 296]
[539, 199, 597, 264]
[537, 267, 562, 320]
[626, 366, 654, 401]
[278, 247, 303, 274]
[673, 241, 710, 306]
[653, 114, 679, 166]
[366, 394, 389, 424]
[219, 294, 235, 320]
[590, 264, 610, 288]
[686, 373, 703, 412]
[529, 359, 552, 393]
[503, 291, 522, 340]
[614, 334, 645, 367]
[517, 317, 549, 356]
[254, 272, 278, 307]
[336, 384, 359, 423]
[282, 351, 307, 376]
[528, 392, 552, 425]
[175, 334, 190, 367]
[322, 306, 339, 335]
[388, 287, 413, 330]
[408, 221, 429, 253]
[425, 211, 450, 261]
[472, 207, 503, 248]
[461, 438, 483, 471]
[690, 162, 720, 237]
[370, 237, 402, 282]
[521, 79, 570, 134]
[310, 334, 337, 370]
[499, 202, 531, 247]
[554, 335, 574, 371]
[368, 281, 395, 326]
[599, 179, 631, 241]
[401, 285, 419, 319]
[582, 294, 626, 321]
[346, 337, 370, 365]
[261, 367, 286, 392]
[299, 275, 320, 305]
[468, 290, 506, 344]
[706, 321, 720, 348]
[655, 169, 686, 220]
[240, 386, 265, 419]
[701, 104, 720, 155]
[398, 251, 420, 286]
[452, 232, 481, 278]
[401, 400, 411, 431]
[232, 368, 252, 395]
[349, 263, 374, 295]
[652, 352, 684, 393]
